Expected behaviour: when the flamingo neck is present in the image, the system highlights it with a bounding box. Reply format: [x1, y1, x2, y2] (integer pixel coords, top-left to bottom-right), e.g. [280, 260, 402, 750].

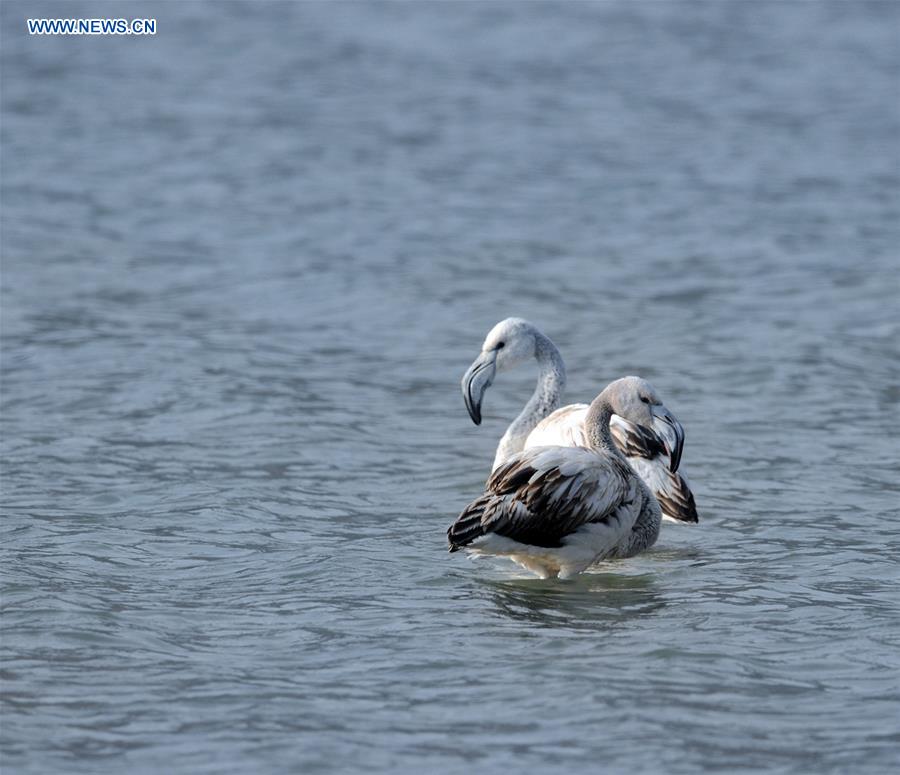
[584, 397, 622, 460]
[492, 333, 565, 470]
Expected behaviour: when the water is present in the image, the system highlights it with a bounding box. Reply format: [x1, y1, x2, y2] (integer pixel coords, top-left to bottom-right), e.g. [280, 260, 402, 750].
[2, 1, 899, 772]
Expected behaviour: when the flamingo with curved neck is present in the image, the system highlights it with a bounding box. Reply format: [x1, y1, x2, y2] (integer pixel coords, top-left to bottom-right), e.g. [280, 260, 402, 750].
[461, 318, 698, 523]
[448, 376, 670, 579]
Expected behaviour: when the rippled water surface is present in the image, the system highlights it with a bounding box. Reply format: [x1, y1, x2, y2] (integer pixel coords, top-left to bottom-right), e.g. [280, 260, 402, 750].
[2, 2, 899, 773]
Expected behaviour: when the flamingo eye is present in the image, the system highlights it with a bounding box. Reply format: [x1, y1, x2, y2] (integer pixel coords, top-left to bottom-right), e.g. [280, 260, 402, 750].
[496, 341, 505, 349]
[639, 396, 650, 404]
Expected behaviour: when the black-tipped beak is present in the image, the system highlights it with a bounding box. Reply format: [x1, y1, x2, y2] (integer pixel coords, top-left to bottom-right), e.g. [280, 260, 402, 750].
[461, 351, 496, 426]
[652, 405, 685, 473]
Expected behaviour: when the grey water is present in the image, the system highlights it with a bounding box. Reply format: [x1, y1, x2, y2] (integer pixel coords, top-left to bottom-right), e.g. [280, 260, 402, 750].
[2, 1, 899, 773]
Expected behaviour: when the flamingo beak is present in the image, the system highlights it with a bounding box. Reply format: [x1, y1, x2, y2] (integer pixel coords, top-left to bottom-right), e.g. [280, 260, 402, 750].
[461, 351, 496, 425]
[652, 405, 685, 473]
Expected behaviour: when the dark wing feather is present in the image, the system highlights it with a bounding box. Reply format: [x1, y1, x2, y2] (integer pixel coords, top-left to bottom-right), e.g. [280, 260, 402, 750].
[448, 447, 630, 551]
[447, 494, 491, 552]
[610, 417, 667, 460]
[654, 472, 699, 523]
[525, 412, 700, 524]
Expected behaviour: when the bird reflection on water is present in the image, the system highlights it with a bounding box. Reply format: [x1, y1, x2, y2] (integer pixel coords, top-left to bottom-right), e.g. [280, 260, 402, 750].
[482, 570, 665, 630]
